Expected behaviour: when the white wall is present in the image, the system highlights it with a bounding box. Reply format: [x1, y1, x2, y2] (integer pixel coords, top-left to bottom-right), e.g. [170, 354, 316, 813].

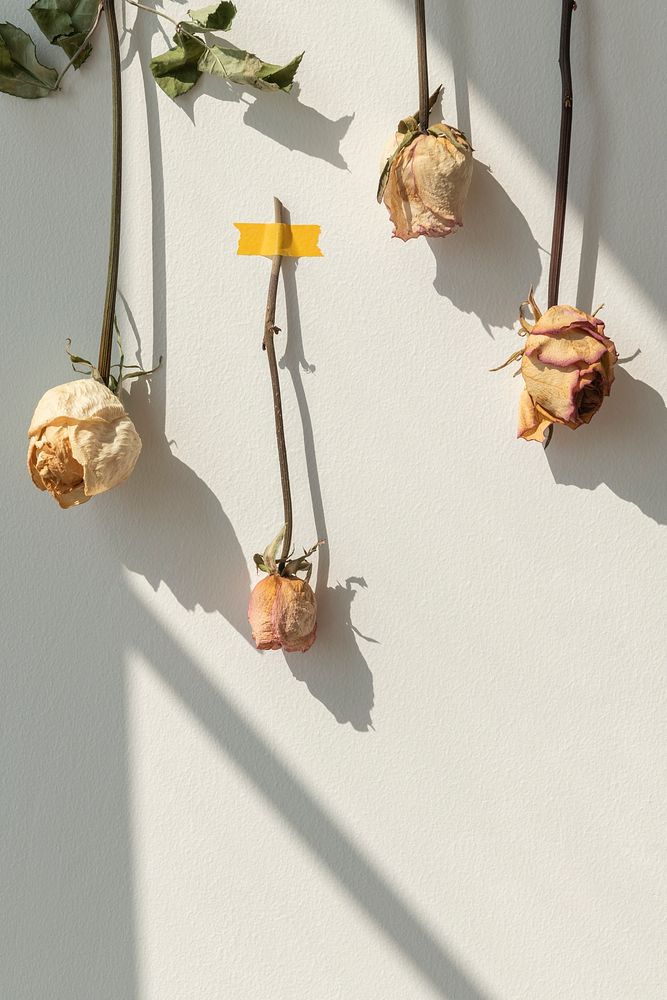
[2, 2, 665, 998]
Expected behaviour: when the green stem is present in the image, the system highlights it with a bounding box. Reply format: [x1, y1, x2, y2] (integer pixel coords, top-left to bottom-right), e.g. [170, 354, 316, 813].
[98, 0, 123, 386]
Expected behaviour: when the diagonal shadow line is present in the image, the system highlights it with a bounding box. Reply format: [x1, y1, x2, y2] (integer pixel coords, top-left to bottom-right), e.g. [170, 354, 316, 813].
[131, 620, 493, 1000]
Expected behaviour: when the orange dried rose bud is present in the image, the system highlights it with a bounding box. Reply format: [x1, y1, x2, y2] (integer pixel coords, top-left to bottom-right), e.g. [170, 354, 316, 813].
[381, 123, 473, 241]
[27, 379, 142, 508]
[248, 574, 317, 653]
[516, 303, 618, 443]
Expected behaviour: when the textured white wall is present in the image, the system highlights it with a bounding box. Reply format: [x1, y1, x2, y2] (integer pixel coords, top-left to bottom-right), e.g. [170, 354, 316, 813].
[2, 2, 666, 998]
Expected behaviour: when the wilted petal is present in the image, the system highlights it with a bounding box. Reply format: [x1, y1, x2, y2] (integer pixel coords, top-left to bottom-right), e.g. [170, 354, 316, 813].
[248, 574, 317, 653]
[27, 379, 141, 507]
[383, 126, 473, 242]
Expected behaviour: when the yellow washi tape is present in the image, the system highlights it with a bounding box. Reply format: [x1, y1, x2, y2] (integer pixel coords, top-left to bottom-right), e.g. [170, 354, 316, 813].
[234, 222, 323, 258]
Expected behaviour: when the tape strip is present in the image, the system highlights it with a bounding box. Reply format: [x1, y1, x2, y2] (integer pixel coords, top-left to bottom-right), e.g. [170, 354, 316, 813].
[234, 222, 323, 257]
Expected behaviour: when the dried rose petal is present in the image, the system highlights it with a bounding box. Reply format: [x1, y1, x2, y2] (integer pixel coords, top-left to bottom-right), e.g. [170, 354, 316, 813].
[248, 574, 317, 653]
[382, 124, 473, 241]
[516, 304, 617, 442]
[27, 379, 141, 508]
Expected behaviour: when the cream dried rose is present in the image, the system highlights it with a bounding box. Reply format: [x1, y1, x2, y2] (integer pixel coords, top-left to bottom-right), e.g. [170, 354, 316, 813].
[496, 296, 618, 443]
[378, 121, 473, 241]
[27, 379, 141, 508]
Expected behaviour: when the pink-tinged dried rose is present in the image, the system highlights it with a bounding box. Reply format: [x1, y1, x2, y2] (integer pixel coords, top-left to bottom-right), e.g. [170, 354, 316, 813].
[379, 123, 473, 241]
[27, 379, 141, 508]
[248, 574, 317, 653]
[509, 301, 617, 443]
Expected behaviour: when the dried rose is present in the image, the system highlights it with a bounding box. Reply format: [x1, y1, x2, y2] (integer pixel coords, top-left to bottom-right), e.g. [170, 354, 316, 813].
[378, 117, 473, 242]
[496, 295, 617, 443]
[27, 379, 142, 508]
[248, 574, 317, 653]
[248, 529, 322, 653]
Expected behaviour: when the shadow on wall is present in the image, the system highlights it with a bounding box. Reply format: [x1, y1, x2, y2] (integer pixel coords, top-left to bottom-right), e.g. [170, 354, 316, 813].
[131, 615, 494, 1000]
[546, 365, 667, 526]
[280, 254, 376, 731]
[0, 517, 488, 1000]
[401, 0, 667, 318]
[428, 162, 542, 335]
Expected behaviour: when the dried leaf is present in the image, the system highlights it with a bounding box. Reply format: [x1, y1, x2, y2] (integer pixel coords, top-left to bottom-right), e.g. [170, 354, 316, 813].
[186, 2, 237, 32]
[150, 30, 206, 99]
[30, 0, 99, 69]
[198, 45, 302, 92]
[0, 22, 57, 98]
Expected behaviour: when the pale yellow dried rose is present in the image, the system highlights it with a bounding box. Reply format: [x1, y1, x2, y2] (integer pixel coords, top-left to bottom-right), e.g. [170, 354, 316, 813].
[379, 123, 473, 241]
[495, 295, 618, 443]
[27, 379, 141, 508]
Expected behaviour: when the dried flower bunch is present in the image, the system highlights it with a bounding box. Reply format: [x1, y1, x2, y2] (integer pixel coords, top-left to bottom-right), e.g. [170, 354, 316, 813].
[494, 293, 617, 444]
[378, 90, 473, 242]
[0, 1, 302, 101]
[249, 528, 321, 653]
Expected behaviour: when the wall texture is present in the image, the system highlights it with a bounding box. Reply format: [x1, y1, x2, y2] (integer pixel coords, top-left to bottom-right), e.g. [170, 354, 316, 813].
[1, 2, 665, 998]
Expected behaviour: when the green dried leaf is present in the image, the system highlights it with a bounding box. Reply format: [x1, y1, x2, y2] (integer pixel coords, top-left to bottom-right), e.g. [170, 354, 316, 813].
[186, 2, 237, 32]
[150, 30, 206, 99]
[377, 129, 418, 203]
[198, 45, 302, 92]
[30, 0, 99, 69]
[0, 22, 57, 98]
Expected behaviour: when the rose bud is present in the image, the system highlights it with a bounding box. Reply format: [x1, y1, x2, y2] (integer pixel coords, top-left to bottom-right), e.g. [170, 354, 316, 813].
[494, 295, 617, 443]
[378, 112, 473, 241]
[248, 574, 317, 653]
[248, 529, 323, 653]
[27, 379, 142, 508]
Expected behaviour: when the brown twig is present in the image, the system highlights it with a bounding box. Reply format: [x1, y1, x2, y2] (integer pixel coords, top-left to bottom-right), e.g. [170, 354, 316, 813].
[544, 0, 577, 450]
[415, 0, 429, 133]
[263, 198, 293, 569]
[97, 0, 122, 386]
[548, 0, 576, 309]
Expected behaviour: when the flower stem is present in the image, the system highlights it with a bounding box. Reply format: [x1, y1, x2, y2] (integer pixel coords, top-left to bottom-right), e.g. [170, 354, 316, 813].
[548, 0, 576, 309]
[414, 0, 430, 133]
[97, 0, 122, 386]
[263, 198, 293, 569]
[55, 0, 104, 90]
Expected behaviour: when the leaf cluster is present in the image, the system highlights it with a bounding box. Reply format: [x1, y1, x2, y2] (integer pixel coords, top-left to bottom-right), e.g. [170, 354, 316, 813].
[150, 3, 302, 100]
[0, 1, 302, 100]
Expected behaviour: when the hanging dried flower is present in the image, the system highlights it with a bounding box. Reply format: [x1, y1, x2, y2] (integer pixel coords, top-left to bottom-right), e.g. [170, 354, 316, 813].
[248, 528, 322, 653]
[27, 378, 141, 508]
[378, 116, 473, 241]
[494, 294, 617, 444]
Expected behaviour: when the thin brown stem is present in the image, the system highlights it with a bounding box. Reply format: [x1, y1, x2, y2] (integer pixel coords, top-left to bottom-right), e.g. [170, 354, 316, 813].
[55, 0, 104, 89]
[548, 0, 576, 309]
[415, 0, 429, 133]
[263, 198, 293, 569]
[98, 0, 122, 386]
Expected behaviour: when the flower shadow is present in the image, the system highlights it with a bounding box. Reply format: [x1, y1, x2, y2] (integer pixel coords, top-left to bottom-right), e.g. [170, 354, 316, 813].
[278, 252, 376, 730]
[427, 162, 542, 336]
[545, 365, 667, 525]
